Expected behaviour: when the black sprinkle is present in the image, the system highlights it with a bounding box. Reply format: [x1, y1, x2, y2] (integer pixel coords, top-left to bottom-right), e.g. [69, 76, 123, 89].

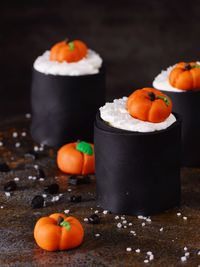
[44, 183, 59, 194]
[70, 195, 82, 203]
[36, 168, 46, 179]
[4, 181, 17, 192]
[0, 163, 10, 172]
[68, 175, 91, 186]
[31, 195, 44, 208]
[88, 214, 100, 224]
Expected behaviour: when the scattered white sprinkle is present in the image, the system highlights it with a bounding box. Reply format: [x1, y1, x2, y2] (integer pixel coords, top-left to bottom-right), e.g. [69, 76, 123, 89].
[39, 146, 44, 151]
[0, 141, 3, 147]
[14, 177, 20, 181]
[144, 260, 149, 263]
[183, 216, 188, 220]
[84, 218, 88, 222]
[184, 247, 188, 251]
[149, 254, 154, 261]
[146, 218, 152, 222]
[124, 225, 127, 228]
[21, 132, 27, 137]
[128, 223, 132, 226]
[95, 233, 100, 237]
[25, 113, 31, 119]
[117, 222, 122, 228]
[130, 230, 136, 235]
[94, 210, 99, 214]
[177, 212, 181, 216]
[32, 176, 37, 180]
[160, 227, 164, 232]
[181, 256, 187, 262]
[185, 252, 190, 257]
[121, 216, 125, 220]
[197, 251, 200, 255]
[122, 220, 127, 224]
[51, 196, 59, 202]
[12, 132, 18, 138]
[64, 209, 70, 214]
[115, 215, 119, 220]
[138, 215, 144, 219]
[5, 192, 11, 197]
[142, 222, 145, 227]
[34, 146, 39, 152]
[59, 193, 63, 197]
[42, 194, 47, 198]
[0, 206, 4, 209]
[135, 249, 141, 253]
[126, 247, 132, 252]
[15, 142, 21, 148]
[34, 165, 39, 169]
[68, 188, 72, 192]
[103, 210, 109, 214]
[147, 251, 152, 256]
[39, 178, 44, 182]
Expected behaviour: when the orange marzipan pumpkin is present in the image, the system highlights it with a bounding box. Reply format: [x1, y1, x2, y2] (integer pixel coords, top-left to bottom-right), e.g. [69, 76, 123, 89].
[126, 88, 172, 123]
[50, 40, 88, 63]
[57, 141, 95, 175]
[169, 62, 200, 90]
[34, 213, 84, 251]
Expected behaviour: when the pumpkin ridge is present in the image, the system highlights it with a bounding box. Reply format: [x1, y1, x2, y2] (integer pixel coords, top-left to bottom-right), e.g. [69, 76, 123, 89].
[173, 68, 184, 88]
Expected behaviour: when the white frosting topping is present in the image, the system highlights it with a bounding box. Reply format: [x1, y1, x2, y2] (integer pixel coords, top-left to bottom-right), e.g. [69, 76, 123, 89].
[153, 65, 185, 93]
[33, 49, 102, 76]
[100, 97, 176, 133]
[153, 62, 200, 93]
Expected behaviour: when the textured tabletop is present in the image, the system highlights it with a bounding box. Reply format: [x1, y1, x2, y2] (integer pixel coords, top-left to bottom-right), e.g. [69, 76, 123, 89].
[0, 115, 200, 267]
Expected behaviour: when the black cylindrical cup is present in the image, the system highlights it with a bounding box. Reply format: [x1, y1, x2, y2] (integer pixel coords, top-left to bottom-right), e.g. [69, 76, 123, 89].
[94, 112, 181, 216]
[160, 90, 200, 167]
[31, 67, 105, 147]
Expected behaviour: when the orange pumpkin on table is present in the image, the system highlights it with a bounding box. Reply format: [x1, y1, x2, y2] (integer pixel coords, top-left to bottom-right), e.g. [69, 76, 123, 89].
[57, 141, 95, 175]
[34, 213, 84, 251]
[50, 40, 88, 63]
[127, 88, 172, 123]
[169, 62, 200, 90]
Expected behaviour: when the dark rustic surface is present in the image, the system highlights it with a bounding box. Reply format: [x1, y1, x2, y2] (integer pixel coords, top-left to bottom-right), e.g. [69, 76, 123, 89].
[0, 116, 200, 267]
[0, 0, 200, 117]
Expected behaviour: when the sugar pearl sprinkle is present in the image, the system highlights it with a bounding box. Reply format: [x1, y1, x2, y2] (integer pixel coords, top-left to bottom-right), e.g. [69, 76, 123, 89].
[25, 113, 31, 119]
[126, 247, 132, 252]
[0, 141, 3, 147]
[15, 142, 21, 148]
[64, 209, 70, 214]
[12, 132, 18, 138]
[95, 233, 101, 237]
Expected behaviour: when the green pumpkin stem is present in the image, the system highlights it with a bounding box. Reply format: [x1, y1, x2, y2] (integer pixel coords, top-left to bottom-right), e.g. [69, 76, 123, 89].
[68, 41, 75, 51]
[156, 95, 170, 106]
[148, 92, 170, 107]
[76, 141, 93, 155]
[60, 220, 71, 231]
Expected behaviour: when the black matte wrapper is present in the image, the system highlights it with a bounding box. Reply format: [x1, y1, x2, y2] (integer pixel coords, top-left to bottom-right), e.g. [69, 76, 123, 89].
[160, 90, 200, 167]
[94, 112, 181, 216]
[31, 67, 106, 147]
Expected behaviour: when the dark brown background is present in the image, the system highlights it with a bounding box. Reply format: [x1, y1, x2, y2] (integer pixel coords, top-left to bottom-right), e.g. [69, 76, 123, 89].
[0, 0, 200, 117]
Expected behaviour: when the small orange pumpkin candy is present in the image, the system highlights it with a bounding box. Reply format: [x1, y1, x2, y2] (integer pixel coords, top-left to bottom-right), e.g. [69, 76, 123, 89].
[57, 141, 95, 175]
[34, 213, 84, 251]
[50, 40, 88, 63]
[127, 88, 172, 123]
[169, 62, 200, 90]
